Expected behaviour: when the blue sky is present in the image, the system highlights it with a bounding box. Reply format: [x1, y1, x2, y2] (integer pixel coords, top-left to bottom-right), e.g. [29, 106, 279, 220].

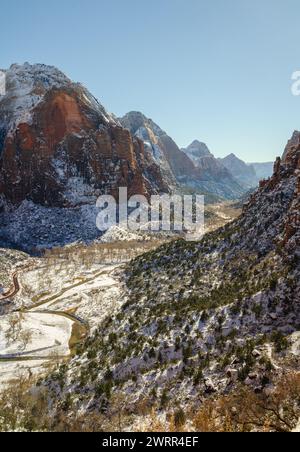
[1, 0, 300, 162]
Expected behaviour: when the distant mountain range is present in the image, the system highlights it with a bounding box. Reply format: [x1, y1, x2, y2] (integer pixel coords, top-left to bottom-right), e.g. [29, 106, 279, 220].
[0, 63, 274, 249]
[120, 112, 247, 201]
[250, 161, 274, 180]
[219, 154, 273, 189]
[120, 111, 273, 201]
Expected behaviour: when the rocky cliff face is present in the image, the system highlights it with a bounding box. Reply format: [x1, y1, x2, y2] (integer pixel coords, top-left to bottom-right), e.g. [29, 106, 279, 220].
[256, 130, 300, 253]
[119, 111, 179, 189]
[0, 65, 171, 250]
[119, 111, 204, 189]
[121, 112, 245, 200]
[0, 64, 168, 209]
[181, 141, 245, 199]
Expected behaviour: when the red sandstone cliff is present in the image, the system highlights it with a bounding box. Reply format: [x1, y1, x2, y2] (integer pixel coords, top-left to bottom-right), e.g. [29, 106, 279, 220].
[0, 64, 169, 208]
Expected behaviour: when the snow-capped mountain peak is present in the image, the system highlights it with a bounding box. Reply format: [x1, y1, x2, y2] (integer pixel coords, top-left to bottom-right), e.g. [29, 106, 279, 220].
[183, 140, 212, 159]
[0, 64, 168, 228]
[0, 63, 116, 134]
[1, 63, 72, 132]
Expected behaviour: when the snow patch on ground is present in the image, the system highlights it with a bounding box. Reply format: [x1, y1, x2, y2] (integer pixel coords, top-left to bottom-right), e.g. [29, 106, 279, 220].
[100, 225, 150, 243]
[0, 312, 72, 358]
[0, 258, 125, 384]
[0, 201, 101, 251]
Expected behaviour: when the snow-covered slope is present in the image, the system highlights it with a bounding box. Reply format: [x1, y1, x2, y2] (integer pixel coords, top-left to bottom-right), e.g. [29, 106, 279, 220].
[0, 63, 116, 137]
[0, 64, 170, 250]
[36, 131, 299, 432]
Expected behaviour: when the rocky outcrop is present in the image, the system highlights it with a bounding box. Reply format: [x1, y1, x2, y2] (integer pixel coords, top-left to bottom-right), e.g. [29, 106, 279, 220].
[245, 132, 300, 256]
[282, 130, 300, 162]
[0, 64, 168, 209]
[121, 112, 245, 200]
[281, 135, 300, 249]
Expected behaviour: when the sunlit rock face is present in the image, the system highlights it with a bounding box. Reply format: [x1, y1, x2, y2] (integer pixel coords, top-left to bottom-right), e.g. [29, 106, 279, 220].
[0, 64, 168, 208]
[121, 112, 245, 200]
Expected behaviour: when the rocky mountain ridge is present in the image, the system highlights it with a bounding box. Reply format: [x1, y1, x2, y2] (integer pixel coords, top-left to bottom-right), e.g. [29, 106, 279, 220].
[0, 64, 168, 209]
[120, 112, 246, 200]
[39, 131, 299, 431]
[0, 64, 274, 251]
[0, 64, 171, 250]
[181, 140, 212, 162]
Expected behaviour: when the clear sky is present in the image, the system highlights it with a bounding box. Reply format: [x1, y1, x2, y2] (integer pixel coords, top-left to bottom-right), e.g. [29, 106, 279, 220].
[1, 0, 300, 162]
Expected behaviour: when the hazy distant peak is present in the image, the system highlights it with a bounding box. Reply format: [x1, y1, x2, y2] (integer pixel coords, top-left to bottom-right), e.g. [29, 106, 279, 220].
[119, 111, 165, 137]
[226, 152, 239, 159]
[222, 153, 248, 166]
[185, 140, 212, 157]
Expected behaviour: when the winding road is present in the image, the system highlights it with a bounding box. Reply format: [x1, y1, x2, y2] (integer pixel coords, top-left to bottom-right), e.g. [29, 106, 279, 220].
[0, 261, 122, 388]
[0, 265, 98, 364]
[0, 271, 21, 301]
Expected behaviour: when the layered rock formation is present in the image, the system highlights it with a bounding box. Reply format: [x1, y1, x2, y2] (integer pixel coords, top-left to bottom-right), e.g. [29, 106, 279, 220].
[121, 112, 245, 200]
[0, 65, 171, 250]
[0, 64, 168, 209]
[120, 111, 199, 189]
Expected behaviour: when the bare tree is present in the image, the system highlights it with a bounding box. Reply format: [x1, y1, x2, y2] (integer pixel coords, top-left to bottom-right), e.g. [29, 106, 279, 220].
[5, 313, 22, 344]
[19, 329, 33, 351]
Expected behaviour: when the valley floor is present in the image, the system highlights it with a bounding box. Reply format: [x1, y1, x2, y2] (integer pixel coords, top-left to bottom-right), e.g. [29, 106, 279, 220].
[0, 198, 298, 432]
[0, 254, 127, 385]
[0, 239, 166, 386]
[0, 200, 241, 385]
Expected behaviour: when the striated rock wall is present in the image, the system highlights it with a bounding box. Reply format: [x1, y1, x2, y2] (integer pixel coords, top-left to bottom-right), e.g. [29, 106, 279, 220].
[0, 65, 169, 209]
[120, 111, 245, 200]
